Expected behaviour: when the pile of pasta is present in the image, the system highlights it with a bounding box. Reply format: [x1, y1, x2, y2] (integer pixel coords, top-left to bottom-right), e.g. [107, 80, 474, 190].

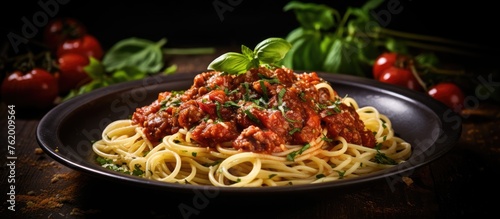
[93, 94, 412, 187]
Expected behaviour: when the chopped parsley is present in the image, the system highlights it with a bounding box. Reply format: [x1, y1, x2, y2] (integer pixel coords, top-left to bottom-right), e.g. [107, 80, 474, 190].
[259, 80, 269, 101]
[202, 159, 223, 167]
[321, 134, 333, 142]
[286, 143, 311, 161]
[223, 101, 240, 108]
[289, 127, 301, 135]
[277, 88, 286, 106]
[373, 151, 397, 165]
[132, 164, 144, 176]
[244, 109, 261, 125]
[96, 156, 141, 175]
[335, 170, 346, 179]
[298, 91, 307, 102]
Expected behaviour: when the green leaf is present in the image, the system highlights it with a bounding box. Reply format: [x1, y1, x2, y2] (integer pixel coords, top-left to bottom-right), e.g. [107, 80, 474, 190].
[347, 8, 370, 21]
[254, 37, 292, 64]
[347, 18, 380, 37]
[241, 45, 254, 59]
[415, 52, 440, 67]
[385, 37, 409, 54]
[361, 0, 385, 12]
[322, 38, 365, 76]
[283, 30, 323, 71]
[163, 64, 177, 75]
[83, 57, 106, 80]
[62, 80, 106, 101]
[208, 38, 292, 74]
[111, 66, 145, 83]
[207, 52, 252, 74]
[284, 27, 307, 43]
[102, 37, 166, 73]
[283, 1, 338, 31]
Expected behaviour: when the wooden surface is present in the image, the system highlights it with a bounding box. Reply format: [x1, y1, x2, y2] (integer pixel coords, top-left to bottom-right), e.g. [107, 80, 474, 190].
[1, 51, 500, 219]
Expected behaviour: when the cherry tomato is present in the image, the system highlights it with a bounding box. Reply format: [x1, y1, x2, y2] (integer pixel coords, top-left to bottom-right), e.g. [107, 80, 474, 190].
[372, 52, 397, 80]
[1, 68, 59, 109]
[43, 17, 87, 52]
[377, 66, 422, 91]
[57, 34, 104, 60]
[372, 52, 413, 80]
[427, 82, 465, 112]
[57, 53, 91, 95]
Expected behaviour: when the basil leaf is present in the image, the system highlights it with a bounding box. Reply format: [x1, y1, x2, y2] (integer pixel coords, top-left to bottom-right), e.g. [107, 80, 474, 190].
[207, 52, 251, 74]
[111, 66, 145, 83]
[323, 38, 365, 76]
[283, 28, 323, 71]
[83, 57, 106, 80]
[254, 38, 292, 64]
[283, 1, 337, 31]
[207, 38, 291, 75]
[385, 37, 408, 54]
[415, 52, 440, 67]
[241, 45, 254, 59]
[102, 37, 166, 73]
[361, 0, 385, 12]
[347, 20, 380, 66]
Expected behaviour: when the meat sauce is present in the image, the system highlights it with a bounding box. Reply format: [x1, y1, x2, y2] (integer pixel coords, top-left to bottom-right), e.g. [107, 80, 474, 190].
[132, 66, 376, 154]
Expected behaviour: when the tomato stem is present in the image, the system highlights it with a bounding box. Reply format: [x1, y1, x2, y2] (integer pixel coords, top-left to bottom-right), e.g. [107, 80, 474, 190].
[396, 40, 488, 57]
[374, 27, 491, 51]
[362, 31, 495, 58]
[409, 61, 428, 91]
[425, 66, 465, 76]
[163, 47, 216, 55]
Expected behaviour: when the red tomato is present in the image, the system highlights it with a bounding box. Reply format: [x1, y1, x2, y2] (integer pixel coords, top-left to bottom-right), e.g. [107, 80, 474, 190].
[1, 68, 59, 109]
[427, 82, 465, 112]
[372, 52, 413, 80]
[57, 53, 91, 95]
[43, 17, 87, 52]
[372, 52, 398, 79]
[377, 66, 422, 91]
[57, 34, 104, 60]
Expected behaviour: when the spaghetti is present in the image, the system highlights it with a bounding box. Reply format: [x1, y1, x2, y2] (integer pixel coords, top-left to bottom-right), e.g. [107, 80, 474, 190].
[92, 66, 412, 187]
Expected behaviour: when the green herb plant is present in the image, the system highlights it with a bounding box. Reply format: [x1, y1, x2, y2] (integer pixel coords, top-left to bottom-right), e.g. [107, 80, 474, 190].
[282, 0, 385, 77]
[282, 1, 495, 76]
[64, 37, 214, 100]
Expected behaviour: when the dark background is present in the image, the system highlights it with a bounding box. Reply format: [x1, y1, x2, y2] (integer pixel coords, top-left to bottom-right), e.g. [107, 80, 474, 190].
[1, 0, 498, 52]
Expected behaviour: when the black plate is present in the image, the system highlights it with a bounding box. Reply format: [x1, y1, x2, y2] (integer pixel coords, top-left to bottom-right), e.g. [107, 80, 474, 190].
[36, 72, 462, 198]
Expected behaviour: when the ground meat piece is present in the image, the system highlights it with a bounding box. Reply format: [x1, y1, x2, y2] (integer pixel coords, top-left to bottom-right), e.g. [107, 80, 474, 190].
[293, 107, 322, 144]
[177, 100, 205, 128]
[321, 103, 376, 148]
[190, 121, 239, 148]
[144, 111, 179, 144]
[233, 125, 285, 153]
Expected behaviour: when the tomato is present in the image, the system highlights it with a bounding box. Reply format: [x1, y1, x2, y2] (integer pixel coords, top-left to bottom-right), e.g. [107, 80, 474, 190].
[372, 52, 413, 80]
[377, 66, 422, 91]
[57, 34, 104, 60]
[427, 82, 465, 112]
[1, 68, 59, 109]
[43, 17, 87, 52]
[57, 53, 91, 95]
[372, 52, 398, 79]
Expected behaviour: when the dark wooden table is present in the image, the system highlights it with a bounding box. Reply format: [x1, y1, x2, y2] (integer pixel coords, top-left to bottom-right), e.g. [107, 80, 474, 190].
[1, 51, 500, 219]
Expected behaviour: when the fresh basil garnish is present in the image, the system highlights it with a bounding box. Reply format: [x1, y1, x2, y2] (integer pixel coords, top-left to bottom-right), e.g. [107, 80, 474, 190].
[207, 37, 292, 75]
